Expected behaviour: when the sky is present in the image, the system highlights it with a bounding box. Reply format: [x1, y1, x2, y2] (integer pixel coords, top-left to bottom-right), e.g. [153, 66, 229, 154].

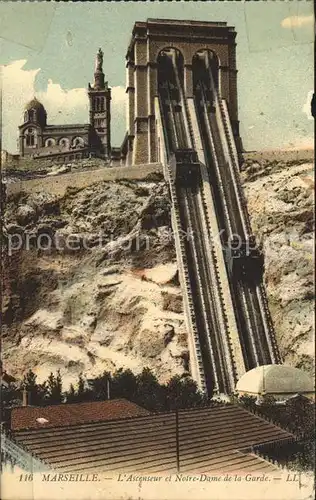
[0, 1, 314, 154]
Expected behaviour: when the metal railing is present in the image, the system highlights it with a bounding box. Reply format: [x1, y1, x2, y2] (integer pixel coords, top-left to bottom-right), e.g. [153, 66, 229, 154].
[1, 431, 51, 472]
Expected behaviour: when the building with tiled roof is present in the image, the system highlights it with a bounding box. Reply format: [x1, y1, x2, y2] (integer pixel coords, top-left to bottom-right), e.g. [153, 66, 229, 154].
[10, 404, 295, 474]
[10, 399, 150, 431]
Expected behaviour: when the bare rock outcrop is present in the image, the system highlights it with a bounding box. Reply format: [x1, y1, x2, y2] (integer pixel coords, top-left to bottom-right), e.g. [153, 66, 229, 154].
[3, 155, 314, 387]
[242, 158, 314, 375]
[3, 177, 186, 387]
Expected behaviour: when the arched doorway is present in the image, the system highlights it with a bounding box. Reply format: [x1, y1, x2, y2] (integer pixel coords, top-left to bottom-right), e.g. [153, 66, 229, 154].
[157, 47, 184, 97]
[157, 48, 186, 152]
[192, 50, 220, 93]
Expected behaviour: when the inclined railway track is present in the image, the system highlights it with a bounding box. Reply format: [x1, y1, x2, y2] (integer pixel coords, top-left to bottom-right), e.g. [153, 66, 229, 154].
[159, 55, 238, 394]
[193, 54, 281, 369]
[157, 84, 209, 393]
[169, 175, 208, 393]
[157, 49, 281, 396]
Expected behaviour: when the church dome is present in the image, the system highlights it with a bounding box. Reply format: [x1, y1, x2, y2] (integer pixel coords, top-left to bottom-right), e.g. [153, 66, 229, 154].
[24, 97, 46, 113]
[236, 365, 314, 397]
[24, 97, 47, 127]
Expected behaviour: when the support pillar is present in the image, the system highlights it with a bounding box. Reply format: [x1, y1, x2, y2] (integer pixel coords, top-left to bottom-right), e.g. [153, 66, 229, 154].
[147, 64, 158, 163]
[184, 64, 193, 98]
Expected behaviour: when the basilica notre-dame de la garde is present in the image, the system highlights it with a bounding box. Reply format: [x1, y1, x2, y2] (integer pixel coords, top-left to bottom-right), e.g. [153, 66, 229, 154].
[19, 49, 112, 163]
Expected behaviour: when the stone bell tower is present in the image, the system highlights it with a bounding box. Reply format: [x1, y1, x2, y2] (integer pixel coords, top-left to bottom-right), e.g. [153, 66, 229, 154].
[125, 19, 242, 165]
[88, 48, 111, 158]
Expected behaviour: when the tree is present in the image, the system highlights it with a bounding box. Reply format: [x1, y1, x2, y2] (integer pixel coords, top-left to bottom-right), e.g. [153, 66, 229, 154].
[111, 369, 137, 401]
[66, 384, 77, 403]
[89, 371, 112, 401]
[22, 369, 37, 396]
[22, 369, 48, 406]
[165, 375, 207, 410]
[237, 393, 315, 472]
[37, 381, 49, 406]
[64, 373, 93, 403]
[46, 370, 63, 405]
[257, 394, 278, 421]
[284, 396, 314, 438]
[1, 382, 21, 427]
[1, 383, 20, 407]
[281, 398, 315, 472]
[77, 373, 85, 397]
[135, 367, 166, 411]
[238, 394, 257, 411]
[76, 372, 92, 401]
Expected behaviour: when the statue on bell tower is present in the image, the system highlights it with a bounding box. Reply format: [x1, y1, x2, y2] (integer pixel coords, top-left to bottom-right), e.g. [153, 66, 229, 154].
[95, 48, 104, 72]
[88, 48, 111, 159]
[92, 48, 105, 89]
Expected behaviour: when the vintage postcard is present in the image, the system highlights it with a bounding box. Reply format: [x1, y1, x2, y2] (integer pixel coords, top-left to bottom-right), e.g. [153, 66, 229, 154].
[0, 1, 314, 499]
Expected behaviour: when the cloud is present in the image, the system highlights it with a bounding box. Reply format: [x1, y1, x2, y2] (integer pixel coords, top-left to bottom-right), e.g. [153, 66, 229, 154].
[1, 59, 126, 154]
[281, 15, 314, 29]
[37, 80, 89, 125]
[2, 60, 40, 153]
[38, 80, 126, 129]
[1, 59, 311, 155]
[302, 91, 314, 121]
[110, 85, 127, 137]
[111, 85, 126, 112]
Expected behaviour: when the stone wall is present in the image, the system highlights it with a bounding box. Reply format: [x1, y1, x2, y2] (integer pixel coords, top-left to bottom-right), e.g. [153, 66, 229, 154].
[7, 163, 163, 199]
[243, 149, 313, 163]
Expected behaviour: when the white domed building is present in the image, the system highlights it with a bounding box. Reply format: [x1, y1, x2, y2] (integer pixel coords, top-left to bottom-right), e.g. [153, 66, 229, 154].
[236, 365, 314, 403]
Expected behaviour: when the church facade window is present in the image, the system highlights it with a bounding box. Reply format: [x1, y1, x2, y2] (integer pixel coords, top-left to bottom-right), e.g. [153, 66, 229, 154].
[26, 135, 34, 147]
[94, 97, 105, 112]
[25, 128, 37, 147]
[45, 138, 56, 147]
[29, 110, 36, 122]
[73, 137, 84, 147]
[59, 138, 70, 148]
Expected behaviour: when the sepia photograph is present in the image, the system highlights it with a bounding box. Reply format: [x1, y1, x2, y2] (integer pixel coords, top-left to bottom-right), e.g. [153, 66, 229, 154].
[0, 1, 314, 499]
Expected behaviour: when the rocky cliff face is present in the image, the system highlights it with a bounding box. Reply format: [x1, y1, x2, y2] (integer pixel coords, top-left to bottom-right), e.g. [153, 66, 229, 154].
[3, 176, 189, 388]
[3, 155, 314, 387]
[241, 158, 314, 376]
